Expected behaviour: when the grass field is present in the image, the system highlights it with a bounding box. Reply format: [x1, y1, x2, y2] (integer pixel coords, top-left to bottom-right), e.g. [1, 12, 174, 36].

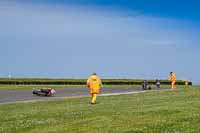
[0, 78, 176, 83]
[0, 78, 189, 86]
[0, 85, 86, 90]
[0, 84, 143, 90]
[0, 86, 199, 133]
[0, 78, 190, 90]
[0, 84, 173, 90]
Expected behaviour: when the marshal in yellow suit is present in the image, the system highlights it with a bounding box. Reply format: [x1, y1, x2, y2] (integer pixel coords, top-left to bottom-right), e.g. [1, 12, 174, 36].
[169, 72, 176, 89]
[87, 73, 102, 104]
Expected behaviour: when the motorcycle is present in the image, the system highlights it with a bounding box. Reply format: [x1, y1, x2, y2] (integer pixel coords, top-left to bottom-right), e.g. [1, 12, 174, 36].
[32, 88, 56, 96]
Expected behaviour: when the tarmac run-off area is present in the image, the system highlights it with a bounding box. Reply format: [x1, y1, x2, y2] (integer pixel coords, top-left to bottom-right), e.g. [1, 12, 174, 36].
[0, 88, 168, 105]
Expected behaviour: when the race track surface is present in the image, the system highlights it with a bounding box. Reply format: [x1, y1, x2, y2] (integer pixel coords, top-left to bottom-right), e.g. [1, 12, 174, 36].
[0, 88, 165, 104]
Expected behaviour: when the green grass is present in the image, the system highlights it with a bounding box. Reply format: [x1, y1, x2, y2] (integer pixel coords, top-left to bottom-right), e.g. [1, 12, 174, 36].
[0, 85, 86, 90]
[0, 84, 142, 90]
[0, 84, 173, 90]
[0, 86, 199, 133]
[0, 78, 189, 85]
[0, 78, 170, 82]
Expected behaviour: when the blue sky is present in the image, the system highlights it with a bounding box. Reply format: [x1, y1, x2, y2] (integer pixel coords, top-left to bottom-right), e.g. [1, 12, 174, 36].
[0, 0, 200, 84]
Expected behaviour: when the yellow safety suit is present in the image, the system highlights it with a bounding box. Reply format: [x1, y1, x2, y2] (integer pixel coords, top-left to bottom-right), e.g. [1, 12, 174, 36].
[169, 73, 176, 89]
[87, 75, 102, 104]
[185, 80, 189, 88]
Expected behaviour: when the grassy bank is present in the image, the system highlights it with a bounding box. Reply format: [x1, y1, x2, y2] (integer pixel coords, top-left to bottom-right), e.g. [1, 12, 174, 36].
[0, 85, 85, 90]
[0, 86, 199, 133]
[0, 78, 190, 86]
[0, 78, 190, 91]
[0, 84, 143, 90]
[0, 84, 175, 90]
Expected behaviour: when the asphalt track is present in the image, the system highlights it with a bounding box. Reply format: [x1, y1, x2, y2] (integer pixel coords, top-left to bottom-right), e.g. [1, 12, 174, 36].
[0, 88, 167, 105]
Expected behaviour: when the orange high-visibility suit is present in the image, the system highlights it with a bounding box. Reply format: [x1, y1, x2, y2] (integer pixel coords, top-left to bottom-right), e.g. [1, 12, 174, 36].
[169, 73, 176, 89]
[87, 74, 102, 104]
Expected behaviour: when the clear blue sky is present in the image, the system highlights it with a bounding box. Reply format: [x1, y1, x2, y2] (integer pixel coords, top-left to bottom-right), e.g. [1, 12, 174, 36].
[0, 0, 200, 84]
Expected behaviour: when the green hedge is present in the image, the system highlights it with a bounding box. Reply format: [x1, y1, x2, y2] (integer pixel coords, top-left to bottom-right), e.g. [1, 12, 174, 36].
[0, 78, 192, 85]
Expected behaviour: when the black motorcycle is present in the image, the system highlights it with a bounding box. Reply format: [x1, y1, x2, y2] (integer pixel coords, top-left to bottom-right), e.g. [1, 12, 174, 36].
[32, 88, 56, 96]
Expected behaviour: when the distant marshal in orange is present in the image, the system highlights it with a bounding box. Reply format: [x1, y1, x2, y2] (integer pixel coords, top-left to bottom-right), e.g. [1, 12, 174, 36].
[169, 72, 176, 89]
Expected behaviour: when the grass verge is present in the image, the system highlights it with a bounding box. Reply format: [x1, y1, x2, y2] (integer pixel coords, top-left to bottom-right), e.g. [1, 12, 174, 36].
[0, 85, 85, 90]
[0, 86, 199, 133]
[0, 84, 177, 90]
